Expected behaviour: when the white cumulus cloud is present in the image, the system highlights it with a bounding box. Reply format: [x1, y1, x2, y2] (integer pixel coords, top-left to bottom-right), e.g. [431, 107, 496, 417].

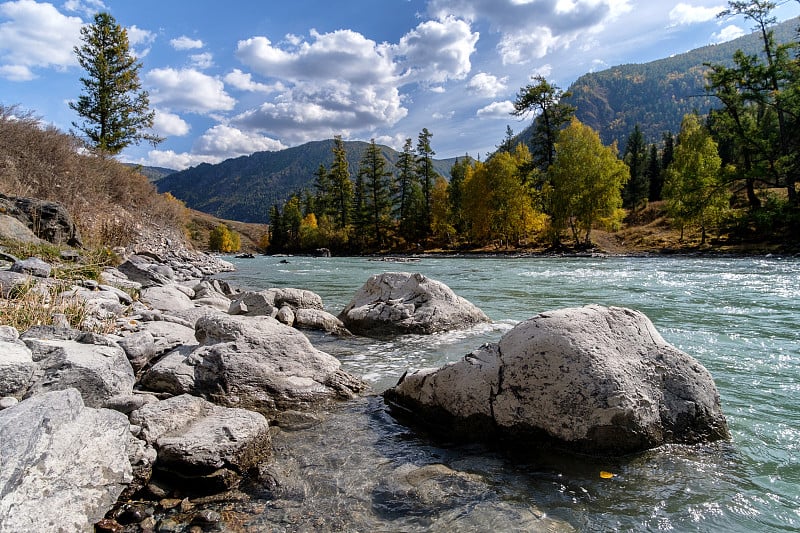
[0, 0, 82, 80]
[394, 16, 479, 84]
[190, 52, 214, 69]
[145, 67, 236, 114]
[467, 72, 509, 97]
[171, 35, 204, 50]
[152, 109, 190, 136]
[477, 100, 515, 118]
[427, 0, 629, 65]
[669, 3, 723, 25]
[224, 69, 285, 93]
[193, 124, 286, 156]
[711, 24, 745, 43]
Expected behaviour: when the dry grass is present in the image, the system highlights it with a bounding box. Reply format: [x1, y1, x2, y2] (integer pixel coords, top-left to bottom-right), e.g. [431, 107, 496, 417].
[0, 104, 186, 248]
[0, 279, 96, 332]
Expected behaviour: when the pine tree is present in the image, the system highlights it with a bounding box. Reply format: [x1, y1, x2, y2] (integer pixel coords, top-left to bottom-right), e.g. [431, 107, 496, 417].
[357, 139, 393, 248]
[646, 143, 663, 201]
[70, 12, 161, 154]
[329, 135, 353, 229]
[623, 124, 649, 209]
[394, 138, 416, 225]
[512, 76, 575, 170]
[448, 156, 470, 235]
[415, 128, 438, 235]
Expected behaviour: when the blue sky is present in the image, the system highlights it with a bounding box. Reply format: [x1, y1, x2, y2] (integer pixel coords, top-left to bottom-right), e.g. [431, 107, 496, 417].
[1, 0, 799, 170]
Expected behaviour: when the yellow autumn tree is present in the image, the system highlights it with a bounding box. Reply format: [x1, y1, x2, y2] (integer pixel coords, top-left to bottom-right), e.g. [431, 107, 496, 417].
[208, 223, 240, 253]
[462, 144, 546, 246]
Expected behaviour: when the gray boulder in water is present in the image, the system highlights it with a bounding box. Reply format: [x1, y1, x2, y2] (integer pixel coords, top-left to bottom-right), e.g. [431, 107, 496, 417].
[0, 389, 132, 532]
[385, 305, 730, 455]
[338, 272, 490, 337]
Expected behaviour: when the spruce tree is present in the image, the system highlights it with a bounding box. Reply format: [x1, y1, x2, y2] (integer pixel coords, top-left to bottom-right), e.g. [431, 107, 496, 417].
[415, 128, 438, 235]
[394, 138, 416, 224]
[623, 124, 649, 209]
[329, 136, 353, 229]
[70, 12, 161, 154]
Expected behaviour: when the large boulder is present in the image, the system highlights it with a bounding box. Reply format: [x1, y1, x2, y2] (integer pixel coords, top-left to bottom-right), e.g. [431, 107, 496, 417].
[339, 272, 490, 337]
[140, 284, 195, 312]
[0, 389, 132, 532]
[0, 213, 43, 244]
[0, 194, 82, 246]
[193, 314, 366, 416]
[22, 335, 136, 408]
[129, 394, 271, 492]
[384, 305, 730, 455]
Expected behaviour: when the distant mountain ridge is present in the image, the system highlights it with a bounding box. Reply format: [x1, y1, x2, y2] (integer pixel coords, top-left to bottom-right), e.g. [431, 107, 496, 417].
[156, 139, 461, 223]
[518, 17, 799, 149]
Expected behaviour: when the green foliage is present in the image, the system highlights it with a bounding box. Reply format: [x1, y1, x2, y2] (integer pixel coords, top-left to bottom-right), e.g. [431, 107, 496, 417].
[329, 136, 354, 229]
[416, 128, 438, 234]
[70, 12, 161, 155]
[208, 223, 240, 253]
[664, 114, 728, 243]
[548, 118, 629, 246]
[357, 139, 393, 248]
[623, 124, 649, 209]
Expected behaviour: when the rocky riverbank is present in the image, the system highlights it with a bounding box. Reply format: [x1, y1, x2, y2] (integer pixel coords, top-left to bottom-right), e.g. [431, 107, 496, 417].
[0, 239, 732, 532]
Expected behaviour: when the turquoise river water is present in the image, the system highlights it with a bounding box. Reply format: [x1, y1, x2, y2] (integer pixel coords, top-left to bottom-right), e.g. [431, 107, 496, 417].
[209, 255, 799, 532]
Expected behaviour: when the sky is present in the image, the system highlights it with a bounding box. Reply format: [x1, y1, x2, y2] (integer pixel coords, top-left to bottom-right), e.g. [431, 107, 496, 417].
[1, 0, 800, 170]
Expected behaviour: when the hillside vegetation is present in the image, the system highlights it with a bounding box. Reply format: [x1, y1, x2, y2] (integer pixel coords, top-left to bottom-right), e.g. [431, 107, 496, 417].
[0, 105, 185, 248]
[516, 17, 800, 148]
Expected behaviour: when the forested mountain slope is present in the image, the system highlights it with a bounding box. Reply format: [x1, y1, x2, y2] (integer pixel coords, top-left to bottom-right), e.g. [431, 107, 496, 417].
[156, 139, 459, 223]
[518, 17, 799, 148]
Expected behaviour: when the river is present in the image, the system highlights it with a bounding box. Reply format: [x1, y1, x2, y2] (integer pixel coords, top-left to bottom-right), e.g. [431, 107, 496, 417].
[207, 254, 799, 532]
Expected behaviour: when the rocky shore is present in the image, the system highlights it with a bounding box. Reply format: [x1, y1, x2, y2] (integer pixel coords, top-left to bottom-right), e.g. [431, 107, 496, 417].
[0, 235, 730, 532]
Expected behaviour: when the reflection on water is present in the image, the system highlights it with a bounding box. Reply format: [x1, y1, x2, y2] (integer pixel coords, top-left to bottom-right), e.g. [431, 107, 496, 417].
[207, 255, 800, 532]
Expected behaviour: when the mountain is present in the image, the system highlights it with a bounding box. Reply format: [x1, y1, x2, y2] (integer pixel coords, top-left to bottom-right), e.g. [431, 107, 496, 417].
[125, 164, 177, 182]
[156, 139, 461, 223]
[517, 17, 799, 149]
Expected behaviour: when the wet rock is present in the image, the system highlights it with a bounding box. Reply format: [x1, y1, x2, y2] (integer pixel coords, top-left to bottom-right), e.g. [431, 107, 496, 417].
[339, 272, 490, 337]
[130, 394, 271, 492]
[0, 389, 131, 532]
[385, 305, 730, 455]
